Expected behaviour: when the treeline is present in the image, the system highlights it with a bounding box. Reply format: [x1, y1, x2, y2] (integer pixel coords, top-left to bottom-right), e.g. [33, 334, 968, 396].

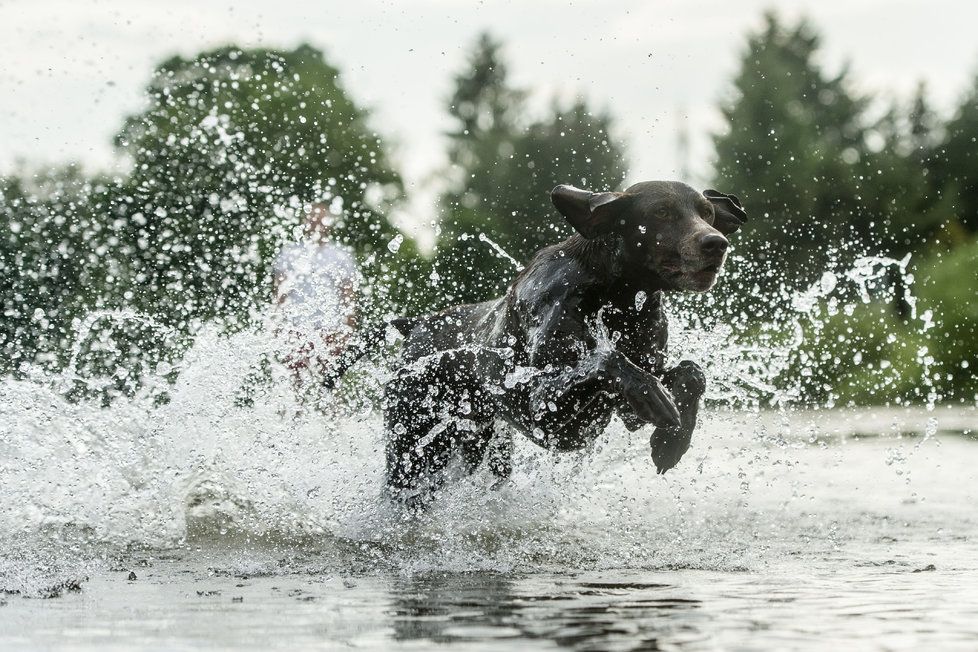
[1, 13, 975, 404]
[712, 15, 977, 404]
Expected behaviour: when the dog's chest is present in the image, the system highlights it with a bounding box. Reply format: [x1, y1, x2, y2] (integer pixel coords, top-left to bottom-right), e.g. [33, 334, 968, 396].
[593, 295, 668, 372]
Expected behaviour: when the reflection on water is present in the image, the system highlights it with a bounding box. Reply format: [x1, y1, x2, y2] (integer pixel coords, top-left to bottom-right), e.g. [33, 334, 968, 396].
[388, 573, 701, 650]
[4, 560, 978, 651]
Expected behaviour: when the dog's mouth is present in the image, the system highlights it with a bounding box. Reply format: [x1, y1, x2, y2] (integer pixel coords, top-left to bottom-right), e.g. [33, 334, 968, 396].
[692, 262, 721, 279]
[655, 259, 723, 291]
[659, 261, 684, 277]
[660, 260, 721, 279]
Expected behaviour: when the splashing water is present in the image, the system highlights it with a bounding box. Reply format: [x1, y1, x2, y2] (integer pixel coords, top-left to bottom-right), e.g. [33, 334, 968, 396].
[476, 232, 525, 271]
[668, 253, 938, 409]
[0, 248, 955, 600]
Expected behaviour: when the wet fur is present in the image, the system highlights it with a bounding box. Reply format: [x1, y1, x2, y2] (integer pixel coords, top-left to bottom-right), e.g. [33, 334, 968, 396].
[381, 181, 746, 508]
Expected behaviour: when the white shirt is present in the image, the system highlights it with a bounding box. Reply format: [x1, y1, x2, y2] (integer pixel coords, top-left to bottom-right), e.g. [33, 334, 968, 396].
[274, 240, 359, 331]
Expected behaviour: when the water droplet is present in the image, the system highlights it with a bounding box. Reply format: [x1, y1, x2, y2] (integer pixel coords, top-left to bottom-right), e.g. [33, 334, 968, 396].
[635, 291, 647, 312]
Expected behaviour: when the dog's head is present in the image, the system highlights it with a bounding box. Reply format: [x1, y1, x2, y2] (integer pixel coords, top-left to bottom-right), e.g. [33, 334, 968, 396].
[551, 180, 746, 291]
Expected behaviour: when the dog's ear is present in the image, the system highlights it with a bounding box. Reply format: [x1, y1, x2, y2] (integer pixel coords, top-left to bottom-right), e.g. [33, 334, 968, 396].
[703, 189, 747, 235]
[551, 185, 628, 239]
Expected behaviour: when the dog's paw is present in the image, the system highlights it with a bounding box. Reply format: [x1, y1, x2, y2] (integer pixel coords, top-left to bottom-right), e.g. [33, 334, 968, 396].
[622, 377, 681, 429]
[650, 426, 692, 474]
[385, 485, 436, 517]
[667, 360, 706, 400]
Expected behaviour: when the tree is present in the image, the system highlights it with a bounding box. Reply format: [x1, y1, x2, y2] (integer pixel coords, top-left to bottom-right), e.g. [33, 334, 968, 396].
[712, 13, 872, 292]
[856, 83, 949, 256]
[0, 166, 130, 375]
[435, 34, 627, 305]
[115, 44, 406, 329]
[931, 70, 978, 236]
[1, 44, 427, 398]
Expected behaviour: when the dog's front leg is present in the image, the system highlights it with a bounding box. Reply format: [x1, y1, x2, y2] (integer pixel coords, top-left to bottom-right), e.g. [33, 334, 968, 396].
[517, 349, 679, 450]
[458, 420, 513, 487]
[649, 360, 706, 474]
[602, 351, 681, 429]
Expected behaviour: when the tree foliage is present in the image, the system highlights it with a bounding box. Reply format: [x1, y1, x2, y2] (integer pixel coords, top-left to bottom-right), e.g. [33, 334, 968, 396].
[0, 44, 416, 390]
[435, 34, 627, 305]
[931, 71, 978, 235]
[713, 13, 872, 281]
[115, 44, 404, 328]
[0, 168, 117, 373]
[711, 14, 970, 308]
[2, 22, 977, 405]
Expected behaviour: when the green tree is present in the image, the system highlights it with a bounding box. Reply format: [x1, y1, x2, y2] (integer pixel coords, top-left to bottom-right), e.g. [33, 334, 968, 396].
[0, 166, 129, 376]
[915, 239, 978, 401]
[856, 83, 949, 256]
[931, 69, 978, 236]
[436, 34, 627, 305]
[115, 44, 407, 329]
[712, 13, 872, 291]
[1, 44, 429, 397]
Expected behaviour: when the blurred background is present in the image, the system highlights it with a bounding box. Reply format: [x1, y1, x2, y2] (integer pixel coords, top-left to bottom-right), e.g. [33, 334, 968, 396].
[1, 0, 975, 406]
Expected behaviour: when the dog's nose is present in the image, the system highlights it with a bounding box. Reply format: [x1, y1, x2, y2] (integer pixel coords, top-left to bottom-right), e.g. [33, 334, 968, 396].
[699, 233, 728, 255]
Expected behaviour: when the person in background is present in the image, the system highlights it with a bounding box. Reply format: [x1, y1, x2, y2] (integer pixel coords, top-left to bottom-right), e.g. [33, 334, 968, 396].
[273, 201, 360, 388]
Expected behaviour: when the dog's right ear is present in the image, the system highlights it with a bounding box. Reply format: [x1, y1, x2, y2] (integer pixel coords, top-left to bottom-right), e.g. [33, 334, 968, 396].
[551, 185, 628, 239]
[703, 189, 747, 235]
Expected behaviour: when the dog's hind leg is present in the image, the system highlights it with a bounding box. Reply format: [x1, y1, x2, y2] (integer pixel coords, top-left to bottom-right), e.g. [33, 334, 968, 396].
[459, 421, 492, 475]
[459, 421, 513, 488]
[650, 360, 706, 474]
[486, 425, 513, 486]
[383, 369, 455, 510]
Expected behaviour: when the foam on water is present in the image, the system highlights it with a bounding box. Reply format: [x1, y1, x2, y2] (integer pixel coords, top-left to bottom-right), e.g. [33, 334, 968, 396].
[0, 253, 947, 596]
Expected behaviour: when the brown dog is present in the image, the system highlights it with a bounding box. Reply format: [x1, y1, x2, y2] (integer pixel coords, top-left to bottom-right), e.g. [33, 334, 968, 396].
[335, 181, 746, 508]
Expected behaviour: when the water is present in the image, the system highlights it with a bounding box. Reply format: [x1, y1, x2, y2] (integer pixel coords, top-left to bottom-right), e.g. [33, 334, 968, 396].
[2, 253, 975, 649]
[2, 396, 977, 649]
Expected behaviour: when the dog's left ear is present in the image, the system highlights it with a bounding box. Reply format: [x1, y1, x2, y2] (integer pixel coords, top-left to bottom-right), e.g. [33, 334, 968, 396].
[703, 189, 747, 235]
[551, 185, 629, 239]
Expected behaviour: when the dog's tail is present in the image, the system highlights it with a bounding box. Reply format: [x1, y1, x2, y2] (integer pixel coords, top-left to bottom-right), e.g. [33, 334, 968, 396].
[321, 317, 420, 390]
[388, 316, 420, 337]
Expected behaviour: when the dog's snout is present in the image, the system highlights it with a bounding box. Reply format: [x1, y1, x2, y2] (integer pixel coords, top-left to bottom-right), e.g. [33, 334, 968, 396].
[699, 233, 728, 256]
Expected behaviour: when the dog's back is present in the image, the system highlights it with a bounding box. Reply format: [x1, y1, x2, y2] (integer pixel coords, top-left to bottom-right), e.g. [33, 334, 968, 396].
[398, 299, 507, 363]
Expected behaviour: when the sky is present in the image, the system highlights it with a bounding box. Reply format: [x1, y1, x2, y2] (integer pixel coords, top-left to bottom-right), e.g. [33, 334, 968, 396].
[1, 0, 976, 238]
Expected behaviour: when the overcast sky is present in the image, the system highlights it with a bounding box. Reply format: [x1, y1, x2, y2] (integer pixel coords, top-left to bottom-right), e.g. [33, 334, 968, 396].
[1, 0, 976, 236]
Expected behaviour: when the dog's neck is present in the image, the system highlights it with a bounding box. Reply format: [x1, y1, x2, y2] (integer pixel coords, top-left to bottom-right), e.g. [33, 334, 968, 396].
[564, 233, 672, 295]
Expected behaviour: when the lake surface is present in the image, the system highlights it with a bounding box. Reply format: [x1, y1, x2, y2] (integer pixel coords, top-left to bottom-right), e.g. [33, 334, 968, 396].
[2, 405, 977, 650]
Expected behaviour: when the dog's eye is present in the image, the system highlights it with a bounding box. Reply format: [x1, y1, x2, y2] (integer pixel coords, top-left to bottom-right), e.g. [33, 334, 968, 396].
[655, 208, 670, 219]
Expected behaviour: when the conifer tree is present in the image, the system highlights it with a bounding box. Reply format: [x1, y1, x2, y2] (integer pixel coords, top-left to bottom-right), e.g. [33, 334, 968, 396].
[712, 13, 870, 287]
[436, 34, 627, 304]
